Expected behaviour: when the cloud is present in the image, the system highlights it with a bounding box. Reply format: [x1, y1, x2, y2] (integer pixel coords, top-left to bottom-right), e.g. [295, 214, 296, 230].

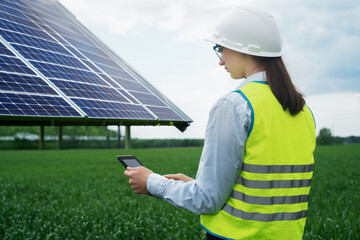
[59, 0, 250, 38]
[271, 1, 360, 95]
[157, 4, 186, 31]
[60, 0, 170, 34]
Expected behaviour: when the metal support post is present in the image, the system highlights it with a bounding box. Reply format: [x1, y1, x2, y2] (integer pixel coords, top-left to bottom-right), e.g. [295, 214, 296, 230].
[39, 125, 44, 150]
[117, 125, 121, 149]
[106, 126, 110, 149]
[125, 125, 131, 149]
[57, 126, 63, 149]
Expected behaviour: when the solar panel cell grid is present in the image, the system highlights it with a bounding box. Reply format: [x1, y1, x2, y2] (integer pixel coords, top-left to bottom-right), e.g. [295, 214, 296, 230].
[147, 106, 183, 121]
[0, 2, 29, 20]
[93, 62, 128, 79]
[0, 92, 81, 117]
[0, 41, 14, 56]
[65, 46, 86, 60]
[12, 44, 88, 69]
[82, 59, 101, 73]
[75, 49, 119, 68]
[50, 79, 130, 103]
[117, 89, 138, 104]
[0, 72, 57, 94]
[23, 0, 75, 28]
[30, 61, 102, 84]
[30, 9, 109, 58]
[128, 91, 167, 107]
[0, 29, 68, 54]
[102, 76, 150, 93]
[72, 98, 155, 119]
[61, 36, 98, 54]
[0, 18, 52, 41]
[0, 6, 37, 29]
[42, 21, 91, 47]
[0, 54, 35, 75]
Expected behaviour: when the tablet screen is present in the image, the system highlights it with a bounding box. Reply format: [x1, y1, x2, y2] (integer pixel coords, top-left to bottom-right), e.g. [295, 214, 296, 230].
[123, 158, 141, 167]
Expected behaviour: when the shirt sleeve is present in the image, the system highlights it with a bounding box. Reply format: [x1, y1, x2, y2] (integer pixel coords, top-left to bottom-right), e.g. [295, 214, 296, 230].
[147, 93, 250, 215]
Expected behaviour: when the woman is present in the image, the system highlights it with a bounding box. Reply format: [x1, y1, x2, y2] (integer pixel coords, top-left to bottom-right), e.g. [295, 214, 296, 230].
[125, 6, 316, 240]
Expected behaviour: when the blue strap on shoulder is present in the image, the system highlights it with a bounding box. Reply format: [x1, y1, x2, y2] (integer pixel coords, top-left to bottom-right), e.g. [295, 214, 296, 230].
[233, 89, 254, 138]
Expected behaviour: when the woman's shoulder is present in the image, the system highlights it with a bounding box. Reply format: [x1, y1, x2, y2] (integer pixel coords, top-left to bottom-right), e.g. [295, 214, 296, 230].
[211, 91, 249, 111]
[220, 90, 248, 105]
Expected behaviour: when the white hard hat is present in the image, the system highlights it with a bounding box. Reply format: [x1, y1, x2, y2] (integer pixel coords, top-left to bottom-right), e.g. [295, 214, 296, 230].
[204, 6, 282, 57]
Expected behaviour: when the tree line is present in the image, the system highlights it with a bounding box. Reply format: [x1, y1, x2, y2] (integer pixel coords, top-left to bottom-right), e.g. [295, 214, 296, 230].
[0, 126, 117, 137]
[0, 126, 204, 150]
[0, 126, 358, 149]
[316, 128, 360, 145]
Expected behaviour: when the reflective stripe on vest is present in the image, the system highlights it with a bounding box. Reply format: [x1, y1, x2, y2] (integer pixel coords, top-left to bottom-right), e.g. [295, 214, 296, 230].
[200, 82, 316, 240]
[242, 163, 314, 173]
[236, 175, 312, 189]
[229, 190, 309, 205]
[222, 204, 308, 222]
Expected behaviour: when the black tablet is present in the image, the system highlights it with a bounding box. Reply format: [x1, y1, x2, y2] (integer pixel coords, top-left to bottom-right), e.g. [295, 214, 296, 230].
[117, 155, 143, 168]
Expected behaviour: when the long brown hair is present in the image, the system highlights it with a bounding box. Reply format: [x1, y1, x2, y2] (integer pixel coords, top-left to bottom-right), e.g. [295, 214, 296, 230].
[258, 57, 305, 116]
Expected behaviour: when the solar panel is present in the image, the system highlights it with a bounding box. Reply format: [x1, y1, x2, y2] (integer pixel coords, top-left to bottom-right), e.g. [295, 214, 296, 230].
[0, 0, 192, 130]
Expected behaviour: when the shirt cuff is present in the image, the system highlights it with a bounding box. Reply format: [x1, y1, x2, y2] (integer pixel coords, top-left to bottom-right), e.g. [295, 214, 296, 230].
[147, 173, 168, 198]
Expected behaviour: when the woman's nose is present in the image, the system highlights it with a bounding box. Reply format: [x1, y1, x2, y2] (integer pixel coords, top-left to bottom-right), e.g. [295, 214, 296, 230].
[219, 59, 225, 66]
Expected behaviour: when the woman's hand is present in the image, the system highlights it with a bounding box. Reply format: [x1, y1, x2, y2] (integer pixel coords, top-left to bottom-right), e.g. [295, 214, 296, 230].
[124, 166, 153, 194]
[163, 173, 194, 183]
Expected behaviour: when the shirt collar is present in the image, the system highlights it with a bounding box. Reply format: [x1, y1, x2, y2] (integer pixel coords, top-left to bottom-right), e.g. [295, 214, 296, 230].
[236, 71, 267, 89]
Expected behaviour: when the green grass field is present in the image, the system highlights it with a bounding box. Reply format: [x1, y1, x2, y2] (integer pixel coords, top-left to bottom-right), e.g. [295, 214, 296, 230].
[0, 145, 359, 239]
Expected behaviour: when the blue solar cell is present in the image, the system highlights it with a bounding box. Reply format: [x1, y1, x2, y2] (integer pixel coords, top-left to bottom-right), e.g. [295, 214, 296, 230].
[12, 44, 88, 69]
[78, 50, 122, 69]
[56, 34, 97, 53]
[0, 1, 30, 20]
[117, 89, 139, 104]
[128, 91, 167, 107]
[0, 54, 35, 75]
[110, 76, 151, 93]
[93, 62, 127, 78]
[0, 41, 14, 56]
[50, 79, 130, 103]
[72, 98, 155, 120]
[66, 46, 86, 60]
[0, 29, 69, 54]
[0, 18, 52, 41]
[29, 61, 103, 84]
[0, 92, 81, 117]
[21, 0, 77, 30]
[81, 59, 102, 73]
[0, 72, 57, 94]
[147, 106, 183, 121]
[0, 108, 11, 114]
[0, 4, 38, 29]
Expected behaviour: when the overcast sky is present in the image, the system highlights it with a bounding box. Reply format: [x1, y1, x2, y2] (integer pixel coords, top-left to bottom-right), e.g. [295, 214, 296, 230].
[59, 0, 360, 138]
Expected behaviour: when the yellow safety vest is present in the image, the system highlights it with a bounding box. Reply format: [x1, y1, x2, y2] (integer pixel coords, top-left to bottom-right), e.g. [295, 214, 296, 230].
[201, 81, 316, 240]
